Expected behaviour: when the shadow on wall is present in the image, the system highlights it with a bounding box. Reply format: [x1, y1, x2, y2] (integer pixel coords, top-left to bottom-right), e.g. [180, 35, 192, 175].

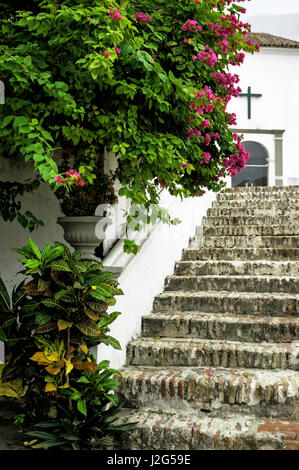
[0, 157, 69, 294]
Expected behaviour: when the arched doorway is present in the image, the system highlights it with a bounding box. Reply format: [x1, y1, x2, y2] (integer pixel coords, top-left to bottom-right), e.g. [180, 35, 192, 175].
[232, 141, 268, 187]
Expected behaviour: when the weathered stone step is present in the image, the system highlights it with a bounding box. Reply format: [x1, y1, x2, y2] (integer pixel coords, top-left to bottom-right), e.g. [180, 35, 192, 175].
[207, 207, 298, 217]
[126, 337, 297, 370]
[212, 200, 298, 209]
[153, 291, 299, 316]
[203, 215, 295, 227]
[223, 185, 299, 194]
[117, 408, 299, 450]
[142, 312, 299, 343]
[165, 275, 299, 294]
[201, 236, 299, 249]
[119, 366, 299, 419]
[217, 192, 299, 201]
[202, 225, 299, 237]
[182, 248, 299, 261]
[175, 260, 299, 276]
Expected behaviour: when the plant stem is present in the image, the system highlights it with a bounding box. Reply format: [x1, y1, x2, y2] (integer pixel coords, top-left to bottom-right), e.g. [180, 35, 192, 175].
[66, 327, 72, 411]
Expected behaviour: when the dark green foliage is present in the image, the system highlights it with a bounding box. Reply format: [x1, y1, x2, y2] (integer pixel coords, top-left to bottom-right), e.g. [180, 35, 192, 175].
[0, 1, 257, 225]
[0, 240, 131, 449]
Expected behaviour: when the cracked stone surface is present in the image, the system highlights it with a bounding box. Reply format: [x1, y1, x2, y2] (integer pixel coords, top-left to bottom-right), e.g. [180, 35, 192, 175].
[117, 186, 299, 450]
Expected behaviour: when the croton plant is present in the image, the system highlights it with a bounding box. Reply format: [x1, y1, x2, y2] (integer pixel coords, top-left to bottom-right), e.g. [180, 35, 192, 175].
[0, 239, 135, 450]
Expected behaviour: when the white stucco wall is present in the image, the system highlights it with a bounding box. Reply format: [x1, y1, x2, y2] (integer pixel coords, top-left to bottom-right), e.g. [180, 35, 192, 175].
[0, 157, 68, 294]
[98, 189, 217, 369]
[228, 46, 299, 180]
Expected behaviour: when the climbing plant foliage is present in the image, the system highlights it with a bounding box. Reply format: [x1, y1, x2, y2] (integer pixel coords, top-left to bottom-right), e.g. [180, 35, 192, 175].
[0, 0, 258, 223]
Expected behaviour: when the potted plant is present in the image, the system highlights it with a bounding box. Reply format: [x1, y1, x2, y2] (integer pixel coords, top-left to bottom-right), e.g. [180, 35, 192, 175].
[55, 150, 118, 260]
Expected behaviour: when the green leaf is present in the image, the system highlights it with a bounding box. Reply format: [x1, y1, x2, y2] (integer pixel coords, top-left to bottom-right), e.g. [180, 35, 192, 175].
[35, 322, 56, 333]
[23, 259, 41, 269]
[77, 400, 87, 416]
[27, 238, 42, 260]
[33, 440, 66, 449]
[0, 278, 10, 311]
[76, 376, 90, 384]
[44, 246, 65, 264]
[0, 327, 8, 342]
[74, 263, 87, 273]
[33, 421, 59, 428]
[75, 321, 101, 337]
[50, 260, 72, 272]
[25, 431, 60, 440]
[106, 422, 137, 432]
[41, 299, 64, 310]
[96, 360, 110, 370]
[35, 313, 52, 326]
[88, 290, 106, 302]
[98, 312, 121, 329]
[99, 335, 121, 350]
[0, 116, 14, 128]
[70, 391, 82, 400]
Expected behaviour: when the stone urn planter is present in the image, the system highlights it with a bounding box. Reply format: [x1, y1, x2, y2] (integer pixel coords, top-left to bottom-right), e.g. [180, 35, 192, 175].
[57, 216, 109, 261]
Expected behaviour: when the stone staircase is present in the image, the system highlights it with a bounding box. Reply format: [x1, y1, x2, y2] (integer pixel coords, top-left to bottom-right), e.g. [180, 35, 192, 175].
[117, 186, 299, 450]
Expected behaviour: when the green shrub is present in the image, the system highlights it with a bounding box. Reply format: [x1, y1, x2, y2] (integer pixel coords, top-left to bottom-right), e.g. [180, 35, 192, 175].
[0, 239, 134, 449]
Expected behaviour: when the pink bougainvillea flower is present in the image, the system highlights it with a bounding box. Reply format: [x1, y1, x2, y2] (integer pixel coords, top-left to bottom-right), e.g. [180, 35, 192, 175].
[205, 133, 211, 145]
[103, 51, 110, 57]
[134, 12, 152, 23]
[109, 8, 123, 21]
[202, 152, 211, 163]
[114, 46, 121, 54]
[201, 119, 211, 129]
[54, 175, 64, 183]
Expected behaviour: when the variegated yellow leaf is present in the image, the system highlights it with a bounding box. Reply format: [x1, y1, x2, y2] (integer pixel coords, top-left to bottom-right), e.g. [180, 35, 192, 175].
[0, 378, 28, 398]
[30, 351, 50, 365]
[79, 344, 88, 355]
[74, 361, 97, 372]
[65, 360, 73, 375]
[45, 363, 61, 375]
[44, 350, 59, 362]
[57, 319, 73, 331]
[24, 440, 38, 447]
[58, 383, 70, 389]
[45, 382, 57, 393]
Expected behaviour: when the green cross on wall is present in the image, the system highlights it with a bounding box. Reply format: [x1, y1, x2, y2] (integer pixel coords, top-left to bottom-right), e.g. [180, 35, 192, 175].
[239, 86, 262, 119]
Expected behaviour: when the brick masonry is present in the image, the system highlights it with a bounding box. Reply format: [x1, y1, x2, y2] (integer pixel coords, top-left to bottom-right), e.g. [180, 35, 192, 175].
[116, 186, 299, 450]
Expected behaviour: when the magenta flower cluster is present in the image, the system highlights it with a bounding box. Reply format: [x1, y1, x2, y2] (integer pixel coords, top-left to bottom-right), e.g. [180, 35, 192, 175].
[182, 19, 203, 32]
[134, 11, 152, 23]
[55, 169, 84, 186]
[103, 3, 259, 187]
[192, 46, 218, 67]
[211, 72, 242, 100]
[109, 8, 124, 21]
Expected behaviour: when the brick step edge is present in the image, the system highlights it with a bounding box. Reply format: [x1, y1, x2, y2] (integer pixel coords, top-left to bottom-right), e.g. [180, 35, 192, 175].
[164, 275, 299, 294]
[182, 248, 299, 261]
[115, 408, 299, 450]
[142, 312, 299, 343]
[174, 260, 299, 276]
[153, 291, 299, 316]
[126, 337, 299, 370]
[119, 366, 299, 419]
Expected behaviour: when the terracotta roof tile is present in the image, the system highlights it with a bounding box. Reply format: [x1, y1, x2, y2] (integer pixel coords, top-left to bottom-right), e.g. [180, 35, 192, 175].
[248, 32, 299, 49]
